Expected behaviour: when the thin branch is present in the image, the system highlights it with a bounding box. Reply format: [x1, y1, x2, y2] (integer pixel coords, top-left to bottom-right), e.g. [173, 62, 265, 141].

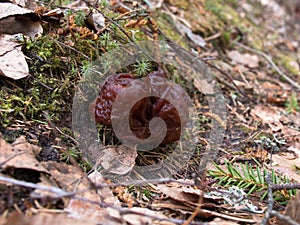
[53, 40, 91, 61]
[81, 0, 156, 62]
[261, 174, 275, 225]
[234, 41, 300, 91]
[0, 174, 204, 225]
[271, 183, 300, 191]
[0, 175, 73, 197]
[270, 210, 300, 225]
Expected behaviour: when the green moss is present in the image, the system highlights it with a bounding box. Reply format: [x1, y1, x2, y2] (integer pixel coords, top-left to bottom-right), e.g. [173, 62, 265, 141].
[156, 12, 189, 48]
[276, 53, 300, 76]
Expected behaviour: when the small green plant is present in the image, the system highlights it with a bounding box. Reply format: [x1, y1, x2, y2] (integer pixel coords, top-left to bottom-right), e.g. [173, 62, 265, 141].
[74, 10, 86, 26]
[285, 92, 299, 113]
[60, 148, 81, 163]
[134, 60, 152, 76]
[209, 161, 296, 204]
[80, 60, 93, 76]
[99, 33, 111, 46]
[100, 0, 109, 8]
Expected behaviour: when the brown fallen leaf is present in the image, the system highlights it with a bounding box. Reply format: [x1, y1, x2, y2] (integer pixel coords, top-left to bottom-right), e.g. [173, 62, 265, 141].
[3, 211, 98, 225]
[98, 145, 137, 175]
[121, 207, 175, 225]
[157, 183, 203, 206]
[41, 161, 120, 224]
[227, 50, 259, 68]
[0, 3, 42, 38]
[250, 105, 289, 132]
[208, 218, 239, 225]
[272, 153, 300, 183]
[0, 136, 48, 174]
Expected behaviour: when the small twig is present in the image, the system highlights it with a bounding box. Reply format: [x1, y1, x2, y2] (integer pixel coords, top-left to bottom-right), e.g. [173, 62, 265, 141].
[43, 111, 79, 146]
[0, 175, 73, 197]
[183, 194, 203, 225]
[53, 40, 91, 61]
[261, 174, 274, 225]
[82, 0, 156, 62]
[270, 210, 300, 225]
[271, 183, 300, 191]
[235, 41, 300, 91]
[0, 174, 204, 225]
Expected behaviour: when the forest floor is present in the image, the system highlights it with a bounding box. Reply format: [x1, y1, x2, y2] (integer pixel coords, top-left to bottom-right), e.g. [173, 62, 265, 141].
[0, 0, 300, 224]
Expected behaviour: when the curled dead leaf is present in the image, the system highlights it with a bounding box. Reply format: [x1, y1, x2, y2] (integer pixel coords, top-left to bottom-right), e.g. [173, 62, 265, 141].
[0, 3, 43, 38]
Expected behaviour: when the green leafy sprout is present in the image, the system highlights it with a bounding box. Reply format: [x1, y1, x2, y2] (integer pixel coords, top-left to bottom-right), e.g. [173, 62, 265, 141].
[134, 60, 152, 76]
[285, 92, 299, 113]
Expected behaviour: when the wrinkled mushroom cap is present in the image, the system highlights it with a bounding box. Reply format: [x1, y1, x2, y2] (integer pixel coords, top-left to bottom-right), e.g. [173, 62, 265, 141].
[94, 68, 189, 145]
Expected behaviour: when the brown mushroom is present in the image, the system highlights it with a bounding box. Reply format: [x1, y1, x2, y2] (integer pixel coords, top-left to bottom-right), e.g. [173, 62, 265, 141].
[94, 68, 188, 145]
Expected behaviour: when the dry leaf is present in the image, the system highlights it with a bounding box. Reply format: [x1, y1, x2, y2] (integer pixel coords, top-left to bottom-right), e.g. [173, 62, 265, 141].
[121, 207, 174, 225]
[208, 218, 239, 225]
[0, 136, 48, 173]
[4, 212, 98, 225]
[272, 153, 300, 182]
[88, 171, 121, 206]
[157, 183, 203, 205]
[98, 145, 137, 175]
[175, 21, 206, 47]
[227, 50, 259, 68]
[90, 13, 105, 31]
[40, 161, 119, 223]
[250, 105, 287, 131]
[0, 34, 29, 79]
[0, 3, 42, 38]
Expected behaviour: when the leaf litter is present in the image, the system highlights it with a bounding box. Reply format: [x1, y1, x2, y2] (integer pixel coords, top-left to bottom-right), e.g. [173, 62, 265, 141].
[1, 0, 300, 224]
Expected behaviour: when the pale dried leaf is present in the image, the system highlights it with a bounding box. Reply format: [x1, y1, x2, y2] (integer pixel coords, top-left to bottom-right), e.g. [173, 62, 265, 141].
[272, 153, 300, 182]
[0, 34, 29, 79]
[227, 50, 259, 68]
[0, 3, 32, 18]
[65, 0, 88, 9]
[194, 78, 216, 95]
[0, 136, 48, 173]
[88, 171, 120, 206]
[250, 105, 288, 131]
[40, 162, 119, 223]
[91, 13, 105, 31]
[157, 184, 202, 205]
[208, 218, 239, 225]
[0, 3, 42, 38]
[4, 212, 98, 225]
[122, 207, 174, 225]
[175, 21, 206, 47]
[99, 145, 137, 175]
[41, 161, 85, 191]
